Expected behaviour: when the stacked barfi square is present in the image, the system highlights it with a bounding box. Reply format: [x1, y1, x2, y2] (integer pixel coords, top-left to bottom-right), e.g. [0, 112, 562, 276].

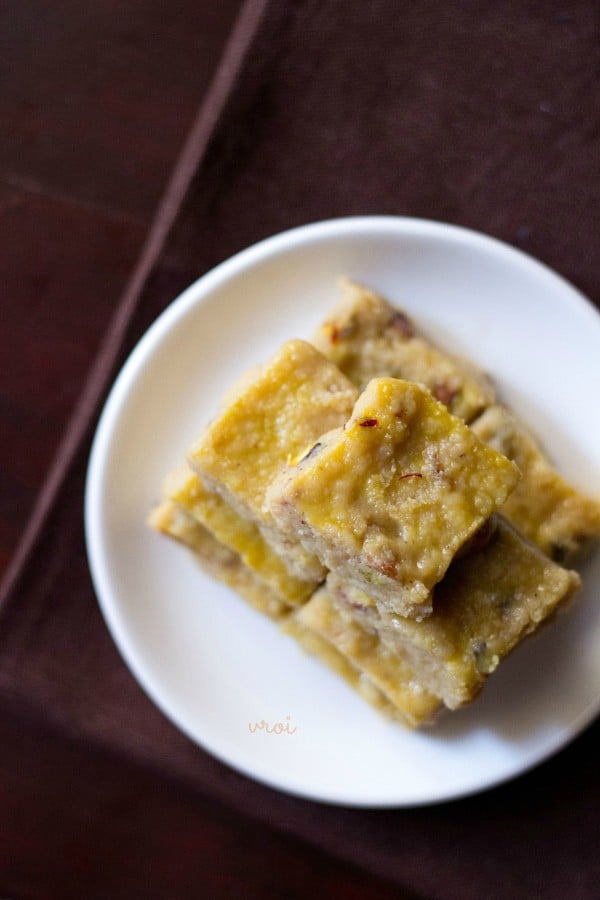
[149, 280, 599, 726]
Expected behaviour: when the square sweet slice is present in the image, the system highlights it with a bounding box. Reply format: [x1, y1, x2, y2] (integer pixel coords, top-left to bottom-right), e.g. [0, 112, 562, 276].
[312, 278, 496, 422]
[163, 465, 314, 605]
[287, 586, 441, 727]
[188, 339, 358, 581]
[266, 377, 520, 619]
[471, 405, 600, 562]
[148, 500, 290, 621]
[327, 517, 581, 708]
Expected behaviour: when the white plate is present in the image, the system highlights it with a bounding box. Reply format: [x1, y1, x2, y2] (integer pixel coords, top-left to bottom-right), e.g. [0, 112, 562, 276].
[85, 217, 600, 807]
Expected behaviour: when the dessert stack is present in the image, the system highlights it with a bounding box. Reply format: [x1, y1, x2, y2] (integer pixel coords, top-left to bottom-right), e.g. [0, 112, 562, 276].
[149, 281, 599, 726]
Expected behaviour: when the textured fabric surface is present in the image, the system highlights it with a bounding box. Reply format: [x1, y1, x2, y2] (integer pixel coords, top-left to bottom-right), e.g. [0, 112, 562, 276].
[2, 2, 599, 897]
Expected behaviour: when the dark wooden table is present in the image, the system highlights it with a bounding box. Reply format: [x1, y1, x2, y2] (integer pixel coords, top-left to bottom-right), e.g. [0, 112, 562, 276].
[0, 4, 409, 897]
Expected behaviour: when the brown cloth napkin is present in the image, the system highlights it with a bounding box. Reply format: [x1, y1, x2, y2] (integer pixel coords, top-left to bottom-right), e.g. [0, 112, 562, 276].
[2, 1, 600, 897]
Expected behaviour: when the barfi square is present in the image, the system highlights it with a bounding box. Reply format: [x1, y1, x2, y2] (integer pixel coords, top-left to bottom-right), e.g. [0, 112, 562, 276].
[266, 377, 520, 618]
[312, 278, 495, 422]
[188, 339, 358, 581]
[329, 517, 581, 708]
